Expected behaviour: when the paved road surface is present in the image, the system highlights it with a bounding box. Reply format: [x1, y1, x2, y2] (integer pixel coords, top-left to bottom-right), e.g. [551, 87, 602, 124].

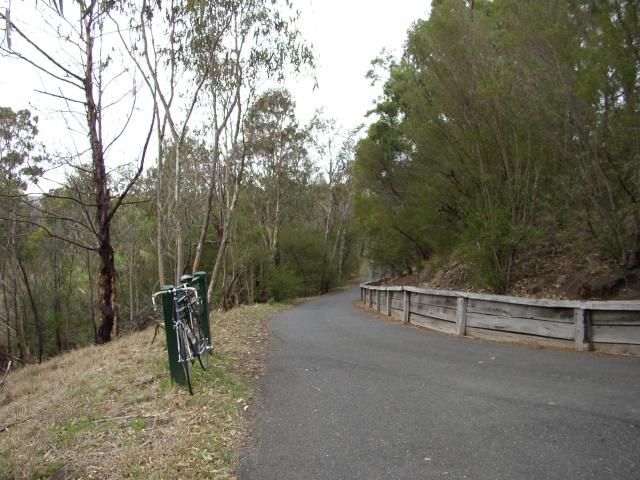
[238, 288, 640, 479]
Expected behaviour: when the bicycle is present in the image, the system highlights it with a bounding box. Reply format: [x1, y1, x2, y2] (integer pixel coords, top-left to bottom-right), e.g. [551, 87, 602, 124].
[152, 275, 213, 395]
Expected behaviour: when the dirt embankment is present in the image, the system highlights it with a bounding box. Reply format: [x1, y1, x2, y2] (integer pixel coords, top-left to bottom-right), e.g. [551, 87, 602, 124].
[382, 240, 640, 301]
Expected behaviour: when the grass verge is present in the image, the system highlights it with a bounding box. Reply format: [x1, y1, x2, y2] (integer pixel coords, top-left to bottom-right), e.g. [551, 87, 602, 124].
[0, 302, 288, 479]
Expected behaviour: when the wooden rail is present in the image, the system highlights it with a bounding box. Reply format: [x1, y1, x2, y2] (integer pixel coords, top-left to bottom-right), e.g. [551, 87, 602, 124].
[360, 281, 640, 355]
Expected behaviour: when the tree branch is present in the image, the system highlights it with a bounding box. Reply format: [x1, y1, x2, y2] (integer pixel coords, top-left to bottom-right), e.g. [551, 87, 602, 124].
[108, 103, 156, 221]
[33, 89, 87, 105]
[0, 11, 85, 84]
[0, 215, 98, 251]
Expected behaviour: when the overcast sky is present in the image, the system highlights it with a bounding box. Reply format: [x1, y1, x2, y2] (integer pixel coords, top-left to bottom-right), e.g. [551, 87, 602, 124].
[290, 0, 432, 129]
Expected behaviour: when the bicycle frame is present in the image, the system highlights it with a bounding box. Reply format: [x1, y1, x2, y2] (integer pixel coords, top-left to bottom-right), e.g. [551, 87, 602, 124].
[152, 285, 200, 364]
[152, 283, 212, 395]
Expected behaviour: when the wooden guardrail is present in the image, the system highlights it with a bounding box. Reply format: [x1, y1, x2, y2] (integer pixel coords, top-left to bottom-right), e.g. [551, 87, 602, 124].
[360, 281, 640, 355]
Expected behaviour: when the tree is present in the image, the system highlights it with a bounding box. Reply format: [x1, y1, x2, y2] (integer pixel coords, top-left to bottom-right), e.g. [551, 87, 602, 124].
[0, 106, 43, 361]
[354, 0, 640, 293]
[184, 1, 314, 304]
[309, 117, 358, 291]
[245, 89, 312, 266]
[1, 2, 155, 343]
[119, 0, 313, 305]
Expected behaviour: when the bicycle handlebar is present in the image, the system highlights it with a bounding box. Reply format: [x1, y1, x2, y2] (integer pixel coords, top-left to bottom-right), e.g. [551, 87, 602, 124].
[151, 286, 198, 309]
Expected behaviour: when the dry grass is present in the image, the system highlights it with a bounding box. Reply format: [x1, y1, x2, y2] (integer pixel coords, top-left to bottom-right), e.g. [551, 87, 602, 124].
[0, 302, 288, 480]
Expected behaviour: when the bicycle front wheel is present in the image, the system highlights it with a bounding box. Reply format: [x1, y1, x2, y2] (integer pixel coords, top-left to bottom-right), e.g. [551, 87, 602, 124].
[177, 325, 194, 395]
[198, 342, 211, 370]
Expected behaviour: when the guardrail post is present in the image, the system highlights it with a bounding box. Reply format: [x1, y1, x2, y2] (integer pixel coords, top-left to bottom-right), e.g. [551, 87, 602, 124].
[376, 290, 381, 313]
[193, 271, 212, 349]
[159, 285, 186, 385]
[368, 288, 373, 308]
[386, 290, 391, 316]
[403, 290, 410, 324]
[574, 308, 592, 352]
[456, 297, 467, 336]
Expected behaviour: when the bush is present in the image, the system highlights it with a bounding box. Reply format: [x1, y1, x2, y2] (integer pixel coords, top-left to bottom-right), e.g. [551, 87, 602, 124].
[262, 264, 302, 301]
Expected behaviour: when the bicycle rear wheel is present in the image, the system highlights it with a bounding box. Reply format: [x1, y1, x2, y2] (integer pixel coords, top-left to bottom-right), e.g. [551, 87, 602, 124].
[188, 302, 211, 370]
[177, 325, 194, 395]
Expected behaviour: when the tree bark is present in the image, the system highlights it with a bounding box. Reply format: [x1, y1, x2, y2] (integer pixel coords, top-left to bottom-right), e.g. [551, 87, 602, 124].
[96, 239, 118, 343]
[174, 144, 184, 283]
[156, 118, 167, 287]
[86, 251, 98, 343]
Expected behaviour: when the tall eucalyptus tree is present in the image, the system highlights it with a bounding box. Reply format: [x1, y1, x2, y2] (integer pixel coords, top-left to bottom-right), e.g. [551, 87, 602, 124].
[1, 1, 155, 342]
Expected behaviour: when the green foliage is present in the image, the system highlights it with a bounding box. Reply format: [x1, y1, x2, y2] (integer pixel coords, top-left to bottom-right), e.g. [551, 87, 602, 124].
[0, 106, 44, 190]
[224, 90, 358, 304]
[353, 0, 640, 292]
[279, 226, 331, 294]
[262, 265, 301, 302]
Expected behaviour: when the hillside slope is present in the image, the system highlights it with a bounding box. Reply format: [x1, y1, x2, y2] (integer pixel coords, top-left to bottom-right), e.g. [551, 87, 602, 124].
[0, 303, 287, 479]
[386, 238, 640, 301]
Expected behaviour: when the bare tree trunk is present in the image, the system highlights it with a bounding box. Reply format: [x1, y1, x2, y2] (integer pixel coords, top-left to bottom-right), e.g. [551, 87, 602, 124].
[53, 288, 62, 354]
[4, 320, 10, 358]
[192, 76, 242, 275]
[192, 106, 221, 275]
[338, 233, 346, 279]
[129, 244, 135, 328]
[207, 181, 242, 304]
[2, 266, 12, 358]
[14, 247, 43, 362]
[134, 0, 213, 284]
[157, 205, 166, 286]
[190, 147, 222, 275]
[174, 145, 184, 283]
[156, 129, 167, 287]
[86, 251, 98, 343]
[191, 185, 214, 274]
[10, 261, 28, 361]
[270, 192, 281, 265]
[96, 241, 118, 343]
[221, 256, 228, 310]
[52, 237, 62, 353]
[247, 265, 254, 305]
[192, 74, 242, 272]
[82, 11, 119, 344]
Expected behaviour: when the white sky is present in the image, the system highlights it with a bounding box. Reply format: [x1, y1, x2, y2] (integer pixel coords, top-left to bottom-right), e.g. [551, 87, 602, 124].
[290, 0, 431, 129]
[0, 0, 432, 184]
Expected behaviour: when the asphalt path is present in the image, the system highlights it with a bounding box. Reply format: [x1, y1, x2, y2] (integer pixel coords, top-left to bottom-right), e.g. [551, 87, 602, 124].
[239, 287, 640, 479]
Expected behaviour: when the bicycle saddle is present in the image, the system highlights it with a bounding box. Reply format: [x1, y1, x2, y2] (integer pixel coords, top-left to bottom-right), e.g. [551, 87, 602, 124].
[180, 274, 194, 284]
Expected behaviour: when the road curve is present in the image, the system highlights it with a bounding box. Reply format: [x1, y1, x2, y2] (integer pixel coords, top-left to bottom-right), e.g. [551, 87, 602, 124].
[238, 287, 640, 479]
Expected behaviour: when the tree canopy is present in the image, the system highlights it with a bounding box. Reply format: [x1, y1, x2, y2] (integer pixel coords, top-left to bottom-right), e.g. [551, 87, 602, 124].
[353, 0, 640, 292]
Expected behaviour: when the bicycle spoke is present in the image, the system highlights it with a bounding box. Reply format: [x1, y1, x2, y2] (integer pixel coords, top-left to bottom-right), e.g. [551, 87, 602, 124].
[178, 325, 194, 395]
